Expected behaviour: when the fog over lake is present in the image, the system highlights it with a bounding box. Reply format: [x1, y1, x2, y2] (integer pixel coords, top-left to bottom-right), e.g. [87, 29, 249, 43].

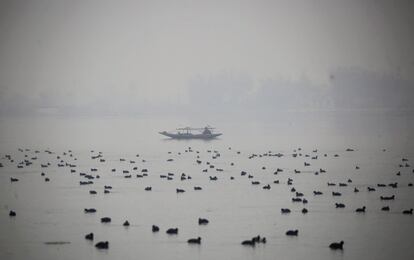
[1, 0, 414, 260]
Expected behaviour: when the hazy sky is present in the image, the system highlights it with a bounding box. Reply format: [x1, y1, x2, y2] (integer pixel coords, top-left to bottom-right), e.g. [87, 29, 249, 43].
[0, 0, 413, 108]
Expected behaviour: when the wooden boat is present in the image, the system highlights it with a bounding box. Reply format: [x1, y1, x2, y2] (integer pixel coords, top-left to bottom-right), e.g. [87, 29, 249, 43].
[159, 126, 222, 140]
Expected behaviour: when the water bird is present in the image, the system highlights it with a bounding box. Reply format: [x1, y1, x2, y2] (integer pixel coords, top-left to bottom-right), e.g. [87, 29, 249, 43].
[9, 210, 16, 217]
[152, 225, 160, 232]
[381, 206, 390, 211]
[187, 237, 201, 244]
[329, 241, 344, 250]
[123, 220, 130, 226]
[166, 228, 178, 234]
[389, 183, 398, 188]
[302, 208, 308, 214]
[286, 230, 298, 236]
[84, 208, 96, 213]
[176, 189, 185, 193]
[101, 217, 111, 223]
[85, 233, 94, 240]
[281, 208, 291, 214]
[95, 241, 109, 249]
[380, 195, 395, 200]
[335, 203, 345, 208]
[402, 209, 413, 215]
[198, 218, 209, 225]
[241, 239, 255, 246]
[355, 206, 366, 213]
[145, 187, 152, 191]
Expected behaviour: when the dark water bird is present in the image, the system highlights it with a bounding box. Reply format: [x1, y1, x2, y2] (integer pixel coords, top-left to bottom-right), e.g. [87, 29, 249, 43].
[198, 218, 209, 225]
[302, 208, 308, 214]
[104, 190, 110, 194]
[263, 184, 271, 189]
[85, 233, 94, 240]
[10, 177, 19, 182]
[241, 239, 255, 246]
[152, 225, 160, 232]
[329, 241, 344, 250]
[389, 183, 398, 188]
[367, 187, 376, 192]
[314, 191, 323, 195]
[9, 210, 16, 217]
[145, 186, 152, 191]
[84, 208, 96, 213]
[95, 241, 109, 249]
[354, 187, 359, 193]
[45, 178, 50, 182]
[292, 198, 302, 202]
[166, 228, 178, 234]
[355, 206, 366, 213]
[123, 220, 130, 226]
[335, 203, 345, 208]
[380, 195, 395, 200]
[187, 237, 201, 244]
[402, 209, 413, 215]
[286, 230, 299, 236]
[176, 189, 185, 193]
[101, 217, 111, 223]
[194, 186, 202, 190]
[332, 192, 341, 196]
[381, 206, 390, 211]
[281, 208, 291, 214]
[89, 190, 97, 195]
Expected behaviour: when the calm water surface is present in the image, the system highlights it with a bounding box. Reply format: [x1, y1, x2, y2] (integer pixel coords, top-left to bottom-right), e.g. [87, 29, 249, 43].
[0, 113, 413, 260]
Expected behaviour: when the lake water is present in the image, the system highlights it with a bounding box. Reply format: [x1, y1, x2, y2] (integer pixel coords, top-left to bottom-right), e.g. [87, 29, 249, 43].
[0, 112, 413, 260]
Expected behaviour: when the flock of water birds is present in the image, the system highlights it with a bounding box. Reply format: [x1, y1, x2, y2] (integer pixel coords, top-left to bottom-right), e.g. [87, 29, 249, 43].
[2, 145, 413, 253]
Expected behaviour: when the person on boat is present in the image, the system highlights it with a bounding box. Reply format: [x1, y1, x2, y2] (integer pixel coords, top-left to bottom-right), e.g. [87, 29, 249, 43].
[202, 127, 212, 135]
